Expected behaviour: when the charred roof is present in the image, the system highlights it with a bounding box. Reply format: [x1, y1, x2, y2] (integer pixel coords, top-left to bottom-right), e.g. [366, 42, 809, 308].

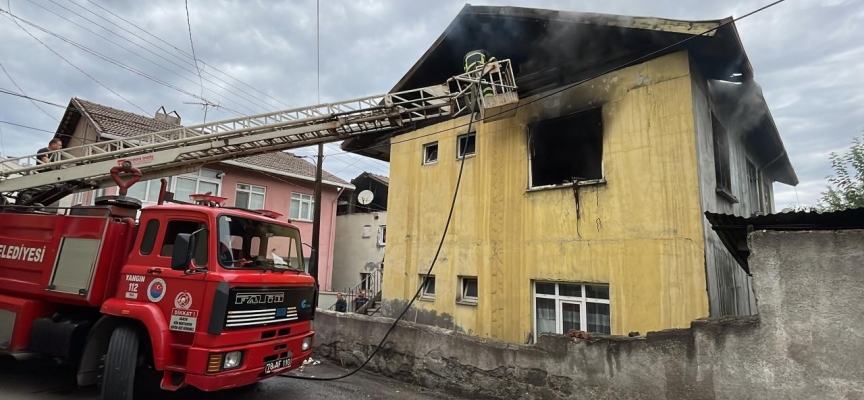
[341, 4, 796, 185]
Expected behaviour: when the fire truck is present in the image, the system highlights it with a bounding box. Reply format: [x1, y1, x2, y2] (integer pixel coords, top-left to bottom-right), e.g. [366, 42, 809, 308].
[0, 62, 517, 399]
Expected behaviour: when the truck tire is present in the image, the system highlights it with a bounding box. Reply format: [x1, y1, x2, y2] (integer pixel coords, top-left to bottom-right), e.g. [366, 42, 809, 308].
[102, 325, 139, 400]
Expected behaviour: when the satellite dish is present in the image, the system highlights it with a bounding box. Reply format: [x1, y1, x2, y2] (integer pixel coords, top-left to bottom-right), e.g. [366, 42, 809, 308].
[357, 190, 374, 205]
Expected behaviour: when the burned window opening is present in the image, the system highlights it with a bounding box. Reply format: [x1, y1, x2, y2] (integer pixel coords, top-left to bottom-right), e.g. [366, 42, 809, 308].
[528, 108, 603, 188]
[712, 112, 734, 199]
[423, 142, 439, 165]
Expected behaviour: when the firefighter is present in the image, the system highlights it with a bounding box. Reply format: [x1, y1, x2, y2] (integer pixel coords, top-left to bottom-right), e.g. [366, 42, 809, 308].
[463, 49, 496, 98]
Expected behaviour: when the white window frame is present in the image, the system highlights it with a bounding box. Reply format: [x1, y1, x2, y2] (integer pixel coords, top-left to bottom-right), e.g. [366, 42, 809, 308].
[419, 274, 436, 300]
[532, 281, 610, 342]
[423, 142, 439, 165]
[235, 183, 266, 210]
[170, 168, 223, 202]
[457, 276, 478, 305]
[456, 132, 476, 159]
[125, 178, 173, 206]
[377, 225, 386, 246]
[290, 192, 315, 222]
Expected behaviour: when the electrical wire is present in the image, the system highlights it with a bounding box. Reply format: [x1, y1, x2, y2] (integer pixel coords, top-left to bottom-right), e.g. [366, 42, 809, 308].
[280, 0, 789, 381]
[283, 84, 478, 381]
[0, 62, 59, 122]
[28, 0, 263, 116]
[2, 1, 147, 114]
[184, 0, 204, 101]
[0, 9, 246, 117]
[0, 120, 55, 133]
[0, 88, 66, 108]
[81, 0, 293, 111]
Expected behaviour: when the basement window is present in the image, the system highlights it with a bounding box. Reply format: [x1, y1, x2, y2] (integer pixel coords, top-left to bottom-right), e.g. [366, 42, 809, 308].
[533, 281, 610, 342]
[457, 276, 478, 305]
[419, 275, 436, 300]
[528, 108, 603, 189]
[457, 132, 476, 159]
[423, 142, 439, 165]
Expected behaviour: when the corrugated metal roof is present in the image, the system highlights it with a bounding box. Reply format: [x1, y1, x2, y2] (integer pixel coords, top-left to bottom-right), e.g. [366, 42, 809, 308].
[705, 207, 864, 274]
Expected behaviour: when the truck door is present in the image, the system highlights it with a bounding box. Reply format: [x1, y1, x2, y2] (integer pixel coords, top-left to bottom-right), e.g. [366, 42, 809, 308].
[122, 217, 210, 337]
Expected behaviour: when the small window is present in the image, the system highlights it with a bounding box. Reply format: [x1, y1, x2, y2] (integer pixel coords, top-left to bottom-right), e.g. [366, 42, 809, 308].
[528, 108, 603, 188]
[377, 225, 386, 246]
[423, 142, 439, 165]
[419, 275, 436, 299]
[235, 183, 266, 210]
[139, 219, 160, 255]
[458, 276, 478, 304]
[290, 192, 314, 221]
[457, 133, 476, 159]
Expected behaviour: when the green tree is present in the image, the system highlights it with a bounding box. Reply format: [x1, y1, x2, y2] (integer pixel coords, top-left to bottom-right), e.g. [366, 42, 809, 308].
[818, 130, 864, 211]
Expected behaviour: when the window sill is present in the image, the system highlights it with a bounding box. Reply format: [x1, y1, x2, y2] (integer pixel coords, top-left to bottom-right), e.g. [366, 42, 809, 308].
[526, 179, 606, 193]
[456, 299, 478, 306]
[456, 154, 476, 161]
[716, 188, 739, 204]
[422, 161, 439, 166]
[418, 296, 435, 302]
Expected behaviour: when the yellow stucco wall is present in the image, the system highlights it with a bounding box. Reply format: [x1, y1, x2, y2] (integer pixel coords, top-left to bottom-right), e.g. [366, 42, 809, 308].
[383, 51, 708, 343]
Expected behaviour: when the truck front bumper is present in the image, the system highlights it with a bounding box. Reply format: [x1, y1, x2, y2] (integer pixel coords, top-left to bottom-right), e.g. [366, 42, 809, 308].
[177, 331, 314, 392]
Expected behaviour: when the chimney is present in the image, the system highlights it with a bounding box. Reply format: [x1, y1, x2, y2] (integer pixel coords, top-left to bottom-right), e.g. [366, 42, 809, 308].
[154, 105, 182, 125]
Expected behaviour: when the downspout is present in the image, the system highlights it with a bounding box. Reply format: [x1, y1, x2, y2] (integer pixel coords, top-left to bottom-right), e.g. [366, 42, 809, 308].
[323, 187, 343, 292]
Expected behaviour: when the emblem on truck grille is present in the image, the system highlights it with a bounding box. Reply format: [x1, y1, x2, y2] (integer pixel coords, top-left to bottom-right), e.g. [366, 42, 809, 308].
[235, 292, 284, 305]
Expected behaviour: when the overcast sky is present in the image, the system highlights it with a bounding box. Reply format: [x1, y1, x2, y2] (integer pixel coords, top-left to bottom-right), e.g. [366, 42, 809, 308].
[0, 0, 861, 209]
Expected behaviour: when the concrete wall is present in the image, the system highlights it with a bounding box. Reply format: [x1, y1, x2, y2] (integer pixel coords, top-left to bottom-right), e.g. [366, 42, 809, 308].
[314, 230, 864, 400]
[383, 50, 710, 341]
[331, 212, 387, 292]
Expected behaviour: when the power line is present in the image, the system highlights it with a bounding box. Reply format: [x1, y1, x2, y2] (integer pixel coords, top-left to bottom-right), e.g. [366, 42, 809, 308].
[82, 0, 293, 111]
[0, 120, 55, 133]
[29, 0, 263, 116]
[2, 2, 147, 114]
[1, 8, 246, 117]
[183, 0, 205, 104]
[282, 0, 789, 382]
[0, 62, 59, 122]
[0, 88, 67, 108]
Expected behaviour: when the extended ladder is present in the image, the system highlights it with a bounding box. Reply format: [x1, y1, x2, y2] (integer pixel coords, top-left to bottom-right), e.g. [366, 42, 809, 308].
[0, 60, 518, 195]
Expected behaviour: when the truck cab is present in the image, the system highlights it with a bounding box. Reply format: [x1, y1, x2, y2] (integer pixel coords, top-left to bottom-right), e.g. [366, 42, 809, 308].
[0, 181, 317, 399]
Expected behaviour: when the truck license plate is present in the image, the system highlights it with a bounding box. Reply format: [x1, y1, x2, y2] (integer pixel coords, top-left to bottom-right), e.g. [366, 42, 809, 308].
[264, 356, 292, 374]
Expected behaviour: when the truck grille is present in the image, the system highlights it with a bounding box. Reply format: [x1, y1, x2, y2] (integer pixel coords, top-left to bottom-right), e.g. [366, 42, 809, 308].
[222, 286, 315, 330]
[225, 307, 299, 328]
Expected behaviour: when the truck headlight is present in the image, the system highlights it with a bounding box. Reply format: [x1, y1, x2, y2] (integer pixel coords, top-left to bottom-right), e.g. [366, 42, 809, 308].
[302, 336, 312, 351]
[223, 351, 242, 370]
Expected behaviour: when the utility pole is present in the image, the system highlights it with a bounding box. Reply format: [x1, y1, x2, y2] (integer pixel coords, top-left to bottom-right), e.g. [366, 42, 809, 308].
[309, 0, 323, 288]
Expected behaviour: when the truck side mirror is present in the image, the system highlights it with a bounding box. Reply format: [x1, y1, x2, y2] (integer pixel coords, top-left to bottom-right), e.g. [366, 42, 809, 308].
[170, 233, 195, 271]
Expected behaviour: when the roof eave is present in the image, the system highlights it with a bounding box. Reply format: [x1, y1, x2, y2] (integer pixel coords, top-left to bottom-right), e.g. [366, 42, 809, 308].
[220, 160, 355, 190]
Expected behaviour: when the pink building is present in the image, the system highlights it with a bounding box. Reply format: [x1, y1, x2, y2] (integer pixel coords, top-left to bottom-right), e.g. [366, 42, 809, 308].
[54, 98, 354, 291]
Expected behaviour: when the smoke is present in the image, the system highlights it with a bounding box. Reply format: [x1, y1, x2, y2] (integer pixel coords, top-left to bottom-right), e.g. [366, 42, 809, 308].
[707, 78, 769, 140]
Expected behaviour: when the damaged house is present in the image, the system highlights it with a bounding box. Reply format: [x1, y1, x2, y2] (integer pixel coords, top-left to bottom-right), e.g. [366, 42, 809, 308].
[341, 5, 797, 342]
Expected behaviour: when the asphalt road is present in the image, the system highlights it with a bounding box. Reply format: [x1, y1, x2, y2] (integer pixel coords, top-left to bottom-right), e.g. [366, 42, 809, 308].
[0, 356, 457, 400]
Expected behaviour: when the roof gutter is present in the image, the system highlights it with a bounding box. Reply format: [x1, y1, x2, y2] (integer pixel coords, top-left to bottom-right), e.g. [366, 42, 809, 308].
[220, 160, 355, 190]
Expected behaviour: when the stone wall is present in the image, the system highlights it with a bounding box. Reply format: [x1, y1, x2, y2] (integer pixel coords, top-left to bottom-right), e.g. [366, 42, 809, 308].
[312, 230, 864, 399]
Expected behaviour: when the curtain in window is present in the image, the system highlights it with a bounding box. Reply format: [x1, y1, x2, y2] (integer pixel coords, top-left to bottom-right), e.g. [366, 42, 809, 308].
[536, 298, 556, 334]
[587, 302, 611, 334]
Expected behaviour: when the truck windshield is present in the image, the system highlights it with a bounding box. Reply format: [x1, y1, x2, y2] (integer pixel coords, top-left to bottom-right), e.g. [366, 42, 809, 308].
[217, 215, 304, 271]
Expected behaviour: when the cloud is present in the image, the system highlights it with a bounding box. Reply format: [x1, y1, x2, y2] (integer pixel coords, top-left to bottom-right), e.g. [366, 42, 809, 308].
[0, 0, 861, 211]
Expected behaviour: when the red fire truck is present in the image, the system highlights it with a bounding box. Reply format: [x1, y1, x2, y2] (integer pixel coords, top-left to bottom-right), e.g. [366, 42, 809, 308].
[0, 61, 517, 399]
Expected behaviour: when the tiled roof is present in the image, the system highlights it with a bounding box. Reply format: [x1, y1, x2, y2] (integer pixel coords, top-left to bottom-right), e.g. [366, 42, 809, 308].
[73, 98, 180, 138]
[71, 98, 349, 185]
[231, 152, 346, 184]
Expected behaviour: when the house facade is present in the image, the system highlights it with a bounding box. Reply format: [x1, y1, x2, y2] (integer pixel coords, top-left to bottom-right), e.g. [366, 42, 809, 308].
[55, 98, 353, 291]
[331, 172, 389, 294]
[342, 6, 797, 343]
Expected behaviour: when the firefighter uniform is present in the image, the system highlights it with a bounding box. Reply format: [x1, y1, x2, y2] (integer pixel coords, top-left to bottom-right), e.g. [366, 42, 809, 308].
[464, 49, 496, 98]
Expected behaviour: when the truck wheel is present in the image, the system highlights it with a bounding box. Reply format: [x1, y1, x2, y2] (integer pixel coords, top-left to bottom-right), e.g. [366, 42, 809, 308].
[102, 325, 139, 400]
